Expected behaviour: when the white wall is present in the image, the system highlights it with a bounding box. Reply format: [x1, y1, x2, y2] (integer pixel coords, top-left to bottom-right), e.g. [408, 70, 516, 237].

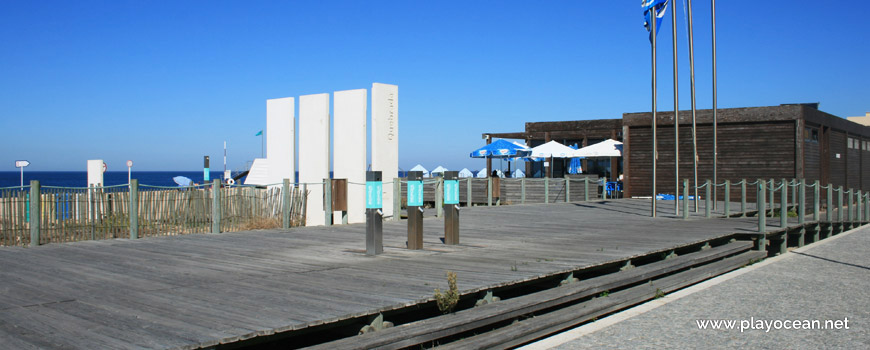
[371, 83, 399, 218]
[298, 93, 331, 226]
[333, 89, 367, 224]
[266, 97, 295, 185]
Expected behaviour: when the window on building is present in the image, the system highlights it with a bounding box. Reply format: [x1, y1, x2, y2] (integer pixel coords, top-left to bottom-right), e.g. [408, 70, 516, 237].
[848, 138, 854, 149]
[805, 127, 819, 143]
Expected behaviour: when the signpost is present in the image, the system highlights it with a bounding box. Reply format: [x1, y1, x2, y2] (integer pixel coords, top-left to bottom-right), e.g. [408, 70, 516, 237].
[443, 171, 460, 245]
[365, 171, 383, 255]
[15, 160, 30, 187]
[407, 171, 424, 250]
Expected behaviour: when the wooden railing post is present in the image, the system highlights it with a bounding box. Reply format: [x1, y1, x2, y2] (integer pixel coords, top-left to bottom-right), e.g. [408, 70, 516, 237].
[466, 177, 472, 207]
[813, 180, 820, 221]
[521, 177, 526, 204]
[768, 178, 775, 217]
[212, 179, 221, 233]
[724, 180, 731, 217]
[436, 178, 444, 217]
[837, 186, 844, 223]
[565, 176, 570, 203]
[393, 180, 402, 221]
[487, 177, 492, 207]
[705, 180, 712, 218]
[740, 179, 747, 217]
[683, 179, 689, 220]
[865, 192, 870, 223]
[282, 179, 291, 229]
[757, 179, 766, 251]
[780, 178, 787, 228]
[30, 180, 40, 247]
[544, 177, 550, 203]
[130, 179, 139, 239]
[584, 177, 589, 201]
[798, 178, 806, 246]
[324, 179, 333, 226]
[826, 184, 833, 222]
[857, 190, 863, 222]
[845, 188, 852, 224]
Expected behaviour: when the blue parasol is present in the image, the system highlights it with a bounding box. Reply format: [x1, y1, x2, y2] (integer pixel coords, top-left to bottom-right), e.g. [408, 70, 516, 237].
[470, 139, 531, 159]
[568, 143, 583, 174]
[173, 176, 193, 187]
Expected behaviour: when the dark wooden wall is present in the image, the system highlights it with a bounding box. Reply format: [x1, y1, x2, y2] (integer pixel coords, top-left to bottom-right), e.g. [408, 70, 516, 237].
[626, 121, 796, 200]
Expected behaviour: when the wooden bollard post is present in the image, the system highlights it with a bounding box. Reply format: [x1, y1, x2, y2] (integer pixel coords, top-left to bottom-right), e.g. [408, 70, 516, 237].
[130, 179, 139, 239]
[741, 179, 747, 217]
[443, 171, 460, 245]
[683, 179, 689, 220]
[837, 186, 844, 224]
[406, 171, 424, 250]
[705, 180, 712, 218]
[212, 179, 221, 234]
[780, 178, 787, 229]
[365, 171, 383, 256]
[757, 179, 766, 251]
[30, 180, 41, 247]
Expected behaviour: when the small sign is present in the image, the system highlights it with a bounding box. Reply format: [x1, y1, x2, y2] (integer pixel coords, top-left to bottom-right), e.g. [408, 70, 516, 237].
[126, 160, 133, 167]
[407, 180, 423, 207]
[204, 169, 210, 182]
[366, 181, 383, 209]
[15, 160, 30, 168]
[444, 180, 459, 205]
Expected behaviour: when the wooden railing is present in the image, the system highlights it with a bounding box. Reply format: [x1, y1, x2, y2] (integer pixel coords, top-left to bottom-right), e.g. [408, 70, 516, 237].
[0, 179, 307, 247]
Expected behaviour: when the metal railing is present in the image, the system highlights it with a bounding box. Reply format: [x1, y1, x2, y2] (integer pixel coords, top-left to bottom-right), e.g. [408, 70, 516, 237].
[0, 179, 307, 247]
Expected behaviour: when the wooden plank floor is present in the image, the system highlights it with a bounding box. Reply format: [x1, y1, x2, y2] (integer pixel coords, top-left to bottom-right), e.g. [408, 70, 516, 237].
[0, 199, 779, 349]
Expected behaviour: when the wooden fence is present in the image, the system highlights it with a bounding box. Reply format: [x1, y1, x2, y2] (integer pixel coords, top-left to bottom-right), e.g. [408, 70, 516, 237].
[0, 180, 306, 247]
[399, 175, 601, 208]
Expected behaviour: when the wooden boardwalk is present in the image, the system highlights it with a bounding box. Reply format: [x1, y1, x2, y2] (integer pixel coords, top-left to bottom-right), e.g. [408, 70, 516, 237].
[0, 199, 777, 349]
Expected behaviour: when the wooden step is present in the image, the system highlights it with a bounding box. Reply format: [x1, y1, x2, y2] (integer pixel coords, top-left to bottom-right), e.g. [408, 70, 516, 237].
[303, 241, 755, 350]
[439, 250, 767, 350]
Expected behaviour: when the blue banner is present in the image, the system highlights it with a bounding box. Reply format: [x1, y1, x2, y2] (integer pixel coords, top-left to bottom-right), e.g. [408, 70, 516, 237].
[366, 181, 383, 209]
[444, 180, 459, 205]
[407, 180, 423, 207]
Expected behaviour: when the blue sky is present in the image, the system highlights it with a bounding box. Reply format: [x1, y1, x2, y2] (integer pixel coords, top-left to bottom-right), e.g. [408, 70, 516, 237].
[2, 1, 868, 172]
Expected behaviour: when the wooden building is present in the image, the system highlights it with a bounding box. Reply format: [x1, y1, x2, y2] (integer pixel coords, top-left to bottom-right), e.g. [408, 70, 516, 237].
[485, 103, 870, 199]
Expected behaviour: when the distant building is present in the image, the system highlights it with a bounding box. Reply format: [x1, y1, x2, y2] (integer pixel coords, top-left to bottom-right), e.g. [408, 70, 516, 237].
[847, 112, 870, 126]
[485, 103, 870, 200]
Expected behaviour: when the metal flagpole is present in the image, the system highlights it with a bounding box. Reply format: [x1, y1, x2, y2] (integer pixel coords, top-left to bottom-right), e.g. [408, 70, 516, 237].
[712, 0, 718, 209]
[651, 6, 658, 218]
[687, 0, 699, 212]
[672, 0, 680, 216]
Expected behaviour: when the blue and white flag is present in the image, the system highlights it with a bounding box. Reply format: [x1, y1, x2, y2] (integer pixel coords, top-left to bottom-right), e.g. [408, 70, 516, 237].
[643, 0, 669, 42]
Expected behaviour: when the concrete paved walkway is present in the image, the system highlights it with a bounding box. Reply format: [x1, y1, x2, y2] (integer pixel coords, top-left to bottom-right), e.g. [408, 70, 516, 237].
[525, 226, 870, 350]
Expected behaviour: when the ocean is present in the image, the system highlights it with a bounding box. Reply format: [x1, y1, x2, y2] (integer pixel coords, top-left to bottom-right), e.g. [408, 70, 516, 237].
[0, 171, 410, 188]
[0, 171, 224, 188]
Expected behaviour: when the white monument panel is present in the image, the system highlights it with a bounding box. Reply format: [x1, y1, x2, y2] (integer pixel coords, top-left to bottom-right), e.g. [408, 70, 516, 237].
[333, 89, 367, 224]
[371, 83, 399, 218]
[87, 159, 104, 187]
[298, 93, 331, 226]
[266, 97, 295, 185]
